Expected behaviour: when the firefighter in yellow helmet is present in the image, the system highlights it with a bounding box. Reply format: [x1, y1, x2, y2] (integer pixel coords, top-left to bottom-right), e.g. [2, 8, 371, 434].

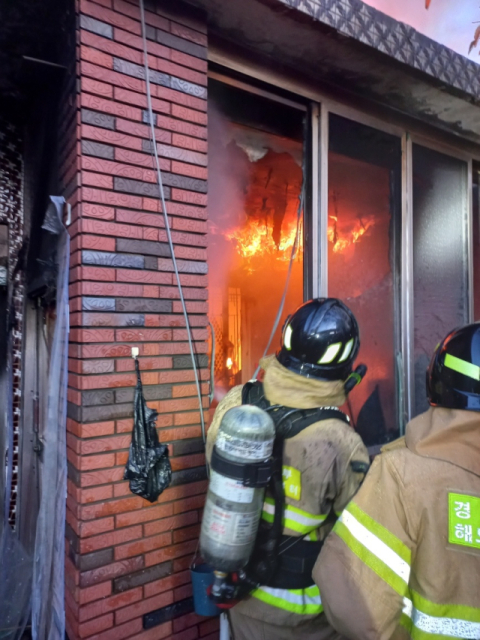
[205, 298, 370, 640]
[313, 322, 480, 640]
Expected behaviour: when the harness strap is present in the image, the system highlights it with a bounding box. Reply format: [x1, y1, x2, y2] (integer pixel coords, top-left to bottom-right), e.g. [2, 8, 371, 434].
[240, 380, 349, 591]
[243, 380, 350, 438]
[266, 535, 323, 589]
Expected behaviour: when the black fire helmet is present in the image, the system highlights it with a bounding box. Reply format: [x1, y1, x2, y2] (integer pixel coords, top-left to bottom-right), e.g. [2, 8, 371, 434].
[427, 322, 480, 411]
[276, 298, 360, 381]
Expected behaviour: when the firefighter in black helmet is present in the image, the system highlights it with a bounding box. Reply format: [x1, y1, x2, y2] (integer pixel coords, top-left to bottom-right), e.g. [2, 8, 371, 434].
[277, 298, 361, 381]
[313, 323, 480, 640]
[427, 323, 480, 410]
[206, 298, 369, 640]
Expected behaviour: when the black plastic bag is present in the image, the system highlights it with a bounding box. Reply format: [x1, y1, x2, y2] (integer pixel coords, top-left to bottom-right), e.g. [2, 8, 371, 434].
[124, 358, 172, 502]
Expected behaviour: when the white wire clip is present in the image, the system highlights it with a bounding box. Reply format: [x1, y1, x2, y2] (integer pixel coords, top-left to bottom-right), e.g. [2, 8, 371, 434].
[131, 347, 139, 359]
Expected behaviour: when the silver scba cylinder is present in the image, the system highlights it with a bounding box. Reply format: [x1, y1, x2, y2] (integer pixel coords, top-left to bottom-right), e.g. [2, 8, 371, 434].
[200, 405, 275, 573]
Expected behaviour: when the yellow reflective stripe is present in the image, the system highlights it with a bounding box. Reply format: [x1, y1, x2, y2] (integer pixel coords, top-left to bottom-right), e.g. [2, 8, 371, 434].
[318, 342, 342, 364]
[338, 503, 480, 639]
[284, 324, 293, 350]
[251, 585, 323, 615]
[338, 338, 354, 363]
[347, 502, 411, 564]
[335, 519, 409, 597]
[262, 498, 328, 534]
[334, 504, 411, 597]
[444, 353, 480, 381]
[283, 466, 301, 500]
[401, 592, 480, 639]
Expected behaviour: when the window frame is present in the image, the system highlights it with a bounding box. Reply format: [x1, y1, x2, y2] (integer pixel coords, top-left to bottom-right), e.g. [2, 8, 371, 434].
[208, 53, 478, 443]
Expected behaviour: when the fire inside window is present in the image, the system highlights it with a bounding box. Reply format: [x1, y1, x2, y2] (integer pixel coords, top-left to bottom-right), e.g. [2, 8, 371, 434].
[208, 81, 305, 405]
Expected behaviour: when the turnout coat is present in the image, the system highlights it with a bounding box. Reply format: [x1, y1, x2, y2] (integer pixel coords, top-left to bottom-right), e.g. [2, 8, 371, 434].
[314, 407, 480, 640]
[206, 355, 369, 636]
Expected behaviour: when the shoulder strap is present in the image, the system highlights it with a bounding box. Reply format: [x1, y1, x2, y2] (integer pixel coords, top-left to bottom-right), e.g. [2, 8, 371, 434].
[270, 406, 350, 439]
[242, 380, 270, 410]
[242, 381, 350, 439]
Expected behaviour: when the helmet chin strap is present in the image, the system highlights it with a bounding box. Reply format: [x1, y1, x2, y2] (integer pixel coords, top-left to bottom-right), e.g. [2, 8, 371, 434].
[344, 364, 368, 394]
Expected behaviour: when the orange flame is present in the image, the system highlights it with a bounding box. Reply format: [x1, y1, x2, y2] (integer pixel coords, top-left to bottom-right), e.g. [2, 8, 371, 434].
[327, 215, 375, 253]
[225, 217, 300, 262]
[224, 212, 375, 265]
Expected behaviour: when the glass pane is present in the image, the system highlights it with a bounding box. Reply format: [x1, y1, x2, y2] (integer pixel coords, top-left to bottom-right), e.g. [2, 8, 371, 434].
[328, 114, 401, 447]
[208, 81, 305, 406]
[412, 145, 468, 416]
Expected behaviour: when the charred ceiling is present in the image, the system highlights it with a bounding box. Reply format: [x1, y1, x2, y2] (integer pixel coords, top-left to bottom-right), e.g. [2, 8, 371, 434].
[184, 0, 480, 146]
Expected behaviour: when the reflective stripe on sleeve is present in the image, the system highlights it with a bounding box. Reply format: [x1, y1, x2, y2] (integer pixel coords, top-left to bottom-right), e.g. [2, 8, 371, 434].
[333, 502, 411, 597]
[251, 584, 323, 615]
[334, 504, 480, 639]
[401, 592, 480, 639]
[262, 497, 328, 534]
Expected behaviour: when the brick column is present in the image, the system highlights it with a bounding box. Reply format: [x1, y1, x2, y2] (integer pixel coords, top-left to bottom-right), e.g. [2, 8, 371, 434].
[64, 1, 215, 638]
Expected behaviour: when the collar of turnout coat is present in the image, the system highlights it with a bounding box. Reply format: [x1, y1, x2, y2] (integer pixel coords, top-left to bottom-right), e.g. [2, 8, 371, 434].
[405, 406, 480, 477]
[260, 355, 347, 409]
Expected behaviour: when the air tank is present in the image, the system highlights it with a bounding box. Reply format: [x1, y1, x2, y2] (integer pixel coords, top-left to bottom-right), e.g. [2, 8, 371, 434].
[200, 405, 275, 573]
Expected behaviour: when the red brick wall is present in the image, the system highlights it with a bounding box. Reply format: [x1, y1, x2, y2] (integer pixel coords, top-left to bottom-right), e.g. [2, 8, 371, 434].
[63, 1, 215, 638]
